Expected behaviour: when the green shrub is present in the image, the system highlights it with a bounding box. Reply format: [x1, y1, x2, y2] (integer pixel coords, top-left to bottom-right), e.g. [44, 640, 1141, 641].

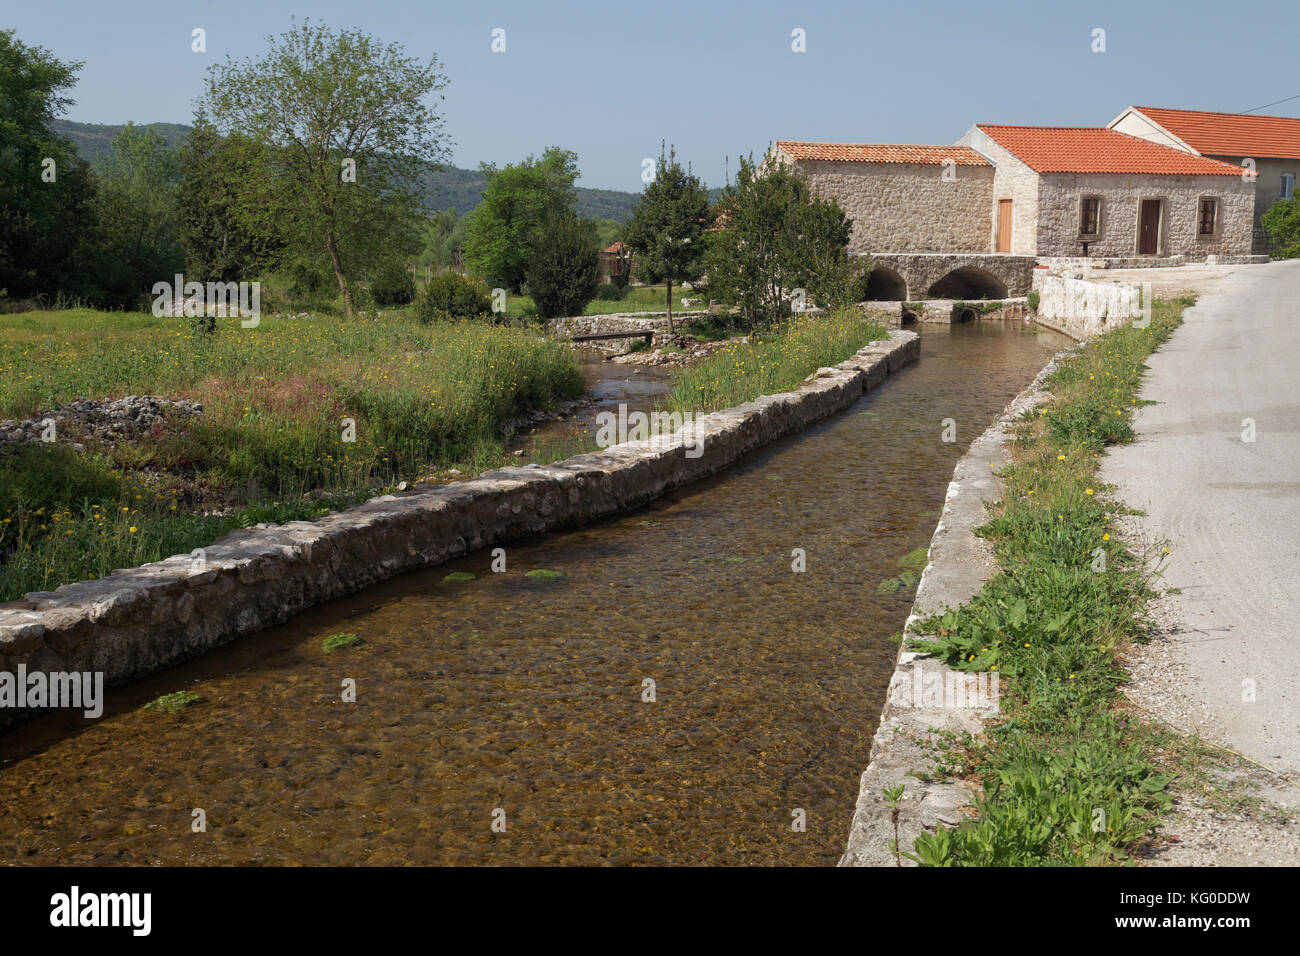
[525, 212, 601, 319]
[595, 282, 624, 301]
[369, 260, 416, 306]
[415, 272, 493, 322]
[1262, 197, 1300, 259]
[1027, 290, 1041, 311]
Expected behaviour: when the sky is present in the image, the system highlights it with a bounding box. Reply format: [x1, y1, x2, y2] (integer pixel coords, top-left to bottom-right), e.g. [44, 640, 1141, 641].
[7, 0, 1300, 192]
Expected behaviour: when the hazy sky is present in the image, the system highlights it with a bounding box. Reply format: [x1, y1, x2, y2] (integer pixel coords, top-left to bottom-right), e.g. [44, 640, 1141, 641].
[9, 0, 1300, 191]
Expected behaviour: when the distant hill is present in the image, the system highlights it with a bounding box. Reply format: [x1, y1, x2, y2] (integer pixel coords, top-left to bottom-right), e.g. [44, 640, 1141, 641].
[52, 119, 645, 222]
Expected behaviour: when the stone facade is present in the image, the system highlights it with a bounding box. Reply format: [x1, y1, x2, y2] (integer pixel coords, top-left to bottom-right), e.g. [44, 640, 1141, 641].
[783, 156, 994, 254]
[1035, 171, 1255, 258]
[957, 127, 1040, 254]
[1109, 109, 1300, 246]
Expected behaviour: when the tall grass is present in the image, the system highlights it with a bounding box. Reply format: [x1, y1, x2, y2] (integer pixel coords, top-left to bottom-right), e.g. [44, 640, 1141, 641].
[0, 309, 583, 600]
[903, 298, 1192, 865]
[667, 309, 887, 413]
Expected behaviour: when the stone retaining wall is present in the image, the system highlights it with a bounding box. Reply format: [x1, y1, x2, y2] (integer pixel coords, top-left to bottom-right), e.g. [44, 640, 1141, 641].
[548, 312, 710, 339]
[1031, 270, 1146, 340]
[0, 331, 921, 725]
[840, 348, 1069, 866]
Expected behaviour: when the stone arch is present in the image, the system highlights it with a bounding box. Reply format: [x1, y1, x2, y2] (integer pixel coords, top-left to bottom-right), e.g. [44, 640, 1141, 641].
[927, 267, 1007, 300]
[863, 266, 907, 301]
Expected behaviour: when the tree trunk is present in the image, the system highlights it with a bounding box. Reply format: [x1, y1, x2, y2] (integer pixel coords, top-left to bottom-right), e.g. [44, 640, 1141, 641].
[325, 228, 354, 317]
[666, 278, 674, 333]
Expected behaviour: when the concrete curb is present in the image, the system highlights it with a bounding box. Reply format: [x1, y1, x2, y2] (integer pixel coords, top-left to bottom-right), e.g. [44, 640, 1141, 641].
[0, 330, 920, 724]
[839, 344, 1074, 866]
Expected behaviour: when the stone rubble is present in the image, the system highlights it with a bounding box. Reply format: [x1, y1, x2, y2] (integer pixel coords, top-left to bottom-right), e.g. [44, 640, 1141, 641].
[0, 395, 202, 457]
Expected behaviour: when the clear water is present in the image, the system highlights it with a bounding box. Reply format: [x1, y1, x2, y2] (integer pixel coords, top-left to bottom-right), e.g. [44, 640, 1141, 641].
[0, 320, 1067, 866]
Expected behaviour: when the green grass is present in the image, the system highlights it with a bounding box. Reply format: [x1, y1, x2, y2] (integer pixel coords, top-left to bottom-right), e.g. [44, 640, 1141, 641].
[901, 297, 1192, 866]
[0, 308, 583, 601]
[667, 309, 887, 413]
[498, 284, 696, 318]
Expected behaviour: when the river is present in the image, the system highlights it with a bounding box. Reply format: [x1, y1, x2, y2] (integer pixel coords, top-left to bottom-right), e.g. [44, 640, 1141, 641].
[0, 319, 1068, 866]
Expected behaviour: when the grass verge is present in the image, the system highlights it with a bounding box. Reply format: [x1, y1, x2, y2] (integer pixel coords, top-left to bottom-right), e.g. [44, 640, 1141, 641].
[667, 309, 887, 413]
[902, 296, 1192, 865]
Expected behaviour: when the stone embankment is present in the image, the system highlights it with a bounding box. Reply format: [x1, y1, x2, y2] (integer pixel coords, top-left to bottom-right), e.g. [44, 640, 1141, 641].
[0, 331, 920, 724]
[839, 349, 1070, 866]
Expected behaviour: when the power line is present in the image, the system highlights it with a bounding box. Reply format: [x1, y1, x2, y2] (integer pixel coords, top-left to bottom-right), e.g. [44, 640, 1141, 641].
[1237, 93, 1300, 117]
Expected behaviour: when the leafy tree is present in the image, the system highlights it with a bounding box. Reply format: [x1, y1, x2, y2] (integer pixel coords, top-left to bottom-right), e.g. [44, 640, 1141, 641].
[623, 144, 709, 330]
[422, 207, 471, 270]
[525, 210, 601, 319]
[174, 116, 284, 281]
[0, 29, 96, 301]
[464, 147, 578, 292]
[199, 18, 449, 316]
[1262, 197, 1300, 259]
[704, 154, 853, 327]
[91, 123, 185, 303]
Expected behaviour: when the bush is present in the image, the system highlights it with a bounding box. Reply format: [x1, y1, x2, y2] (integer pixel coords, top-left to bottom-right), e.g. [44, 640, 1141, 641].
[369, 260, 416, 305]
[525, 212, 601, 319]
[1027, 290, 1041, 312]
[415, 272, 493, 322]
[1261, 197, 1300, 259]
[595, 282, 625, 301]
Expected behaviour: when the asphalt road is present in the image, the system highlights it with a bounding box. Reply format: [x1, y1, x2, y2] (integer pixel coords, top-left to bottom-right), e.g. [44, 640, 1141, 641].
[1101, 259, 1300, 775]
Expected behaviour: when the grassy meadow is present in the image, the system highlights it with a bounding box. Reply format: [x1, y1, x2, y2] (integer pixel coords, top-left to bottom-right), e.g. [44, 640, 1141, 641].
[0, 308, 583, 600]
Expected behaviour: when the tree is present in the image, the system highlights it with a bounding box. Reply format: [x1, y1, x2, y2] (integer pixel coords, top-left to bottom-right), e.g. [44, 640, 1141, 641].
[1262, 197, 1300, 259]
[704, 154, 853, 327]
[90, 123, 185, 301]
[0, 29, 96, 301]
[199, 18, 449, 316]
[525, 210, 601, 319]
[623, 144, 709, 330]
[174, 116, 285, 282]
[464, 147, 578, 292]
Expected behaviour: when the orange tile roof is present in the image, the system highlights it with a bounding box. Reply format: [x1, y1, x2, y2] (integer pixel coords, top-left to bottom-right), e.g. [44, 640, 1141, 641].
[976, 125, 1245, 176]
[775, 141, 990, 166]
[1131, 106, 1300, 160]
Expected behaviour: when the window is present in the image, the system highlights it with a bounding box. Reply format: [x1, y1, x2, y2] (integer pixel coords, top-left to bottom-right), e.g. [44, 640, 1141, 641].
[1198, 198, 1218, 236]
[1282, 173, 1296, 200]
[1079, 196, 1102, 236]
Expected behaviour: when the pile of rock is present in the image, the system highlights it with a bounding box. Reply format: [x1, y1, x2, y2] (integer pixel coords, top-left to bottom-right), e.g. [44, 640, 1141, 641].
[0, 395, 203, 457]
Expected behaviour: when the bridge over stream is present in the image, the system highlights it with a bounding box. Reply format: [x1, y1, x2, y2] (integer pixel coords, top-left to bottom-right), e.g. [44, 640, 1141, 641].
[860, 253, 1037, 301]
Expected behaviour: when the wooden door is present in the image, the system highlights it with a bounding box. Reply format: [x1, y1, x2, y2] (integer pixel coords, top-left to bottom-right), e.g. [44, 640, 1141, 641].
[996, 200, 1012, 253]
[1138, 200, 1161, 254]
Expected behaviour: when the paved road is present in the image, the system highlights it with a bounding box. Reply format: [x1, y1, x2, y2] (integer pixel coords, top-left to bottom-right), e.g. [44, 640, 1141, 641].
[1102, 259, 1300, 775]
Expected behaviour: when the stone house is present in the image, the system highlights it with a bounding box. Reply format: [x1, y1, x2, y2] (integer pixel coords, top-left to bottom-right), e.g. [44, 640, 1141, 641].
[767, 142, 994, 255]
[1107, 106, 1300, 252]
[956, 124, 1256, 259]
